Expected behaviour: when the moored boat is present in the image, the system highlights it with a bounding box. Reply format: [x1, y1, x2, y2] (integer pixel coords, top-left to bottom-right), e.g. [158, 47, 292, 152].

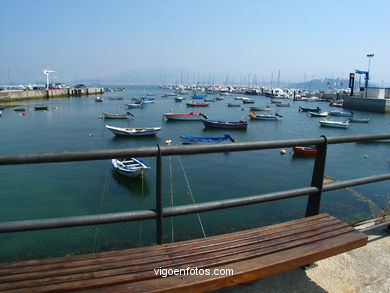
[180, 132, 235, 144]
[329, 110, 354, 117]
[249, 110, 282, 120]
[34, 106, 49, 110]
[226, 102, 241, 107]
[242, 97, 255, 104]
[14, 107, 26, 111]
[111, 158, 151, 177]
[164, 112, 207, 121]
[186, 101, 210, 107]
[329, 100, 343, 107]
[125, 103, 144, 108]
[319, 120, 350, 128]
[105, 125, 161, 136]
[348, 117, 370, 123]
[200, 118, 248, 129]
[292, 146, 318, 155]
[103, 112, 134, 119]
[249, 106, 271, 111]
[275, 102, 290, 107]
[308, 111, 329, 117]
[175, 97, 186, 102]
[299, 106, 321, 112]
[109, 97, 128, 100]
[95, 97, 103, 102]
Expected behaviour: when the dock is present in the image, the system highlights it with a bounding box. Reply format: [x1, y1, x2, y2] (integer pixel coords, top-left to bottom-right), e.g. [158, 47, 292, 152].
[0, 87, 104, 102]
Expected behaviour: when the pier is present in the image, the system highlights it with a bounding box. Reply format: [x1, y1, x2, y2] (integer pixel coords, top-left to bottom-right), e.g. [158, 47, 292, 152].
[0, 87, 104, 102]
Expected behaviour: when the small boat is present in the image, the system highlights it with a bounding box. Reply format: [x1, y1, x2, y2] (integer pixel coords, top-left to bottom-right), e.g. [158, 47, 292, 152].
[249, 110, 282, 120]
[275, 103, 290, 107]
[319, 120, 350, 128]
[226, 102, 241, 107]
[270, 99, 282, 104]
[329, 101, 343, 107]
[164, 112, 207, 121]
[0, 106, 4, 110]
[203, 98, 216, 102]
[192, 94, 206, 99]
[125, 103, 144, 108]
[111, 158, 151, 177]
[215, 96, 225, 100]
[106, 125, 161, 136]
[242, 98, 255, 104]
[180, 132, 235, 144]
[141, 97, 154, 104]
[299, 106, 321, 112]
[235, 96, 246, 100]
[103, 112, 134, 119]
[186, 101, 210, 107]
[308, 111, 329, 117]
[249, 106, 271, 111]
[329, 110, 354, 117]
[200, 118, 248, 129]
[292, 146, 318, 155]
[109, 97, 128, 100]
[95, 97, 103, 102]
[348, 117, 370, 123]
[175, 97, 186, 102]
[14, 107, 26, 112]
[34, 106, 49, 110]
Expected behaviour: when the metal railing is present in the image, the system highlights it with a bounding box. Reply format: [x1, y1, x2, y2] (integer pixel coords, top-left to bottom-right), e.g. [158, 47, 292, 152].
[0, 133, 389, 244]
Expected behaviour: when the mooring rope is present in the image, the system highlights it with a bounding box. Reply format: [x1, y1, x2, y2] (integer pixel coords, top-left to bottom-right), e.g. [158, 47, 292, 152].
[177, 155, 207, 238]
[168, 155, 174, 243]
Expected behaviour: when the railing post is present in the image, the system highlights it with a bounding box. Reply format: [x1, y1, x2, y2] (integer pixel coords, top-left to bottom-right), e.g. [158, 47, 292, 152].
[305, 135, 327, 217]
[156, 144, 163, 244]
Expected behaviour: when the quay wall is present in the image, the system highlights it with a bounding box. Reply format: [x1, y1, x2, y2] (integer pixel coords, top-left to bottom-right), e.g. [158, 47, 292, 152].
[342, 95, 390, 113]
[0, 88, 104, 102]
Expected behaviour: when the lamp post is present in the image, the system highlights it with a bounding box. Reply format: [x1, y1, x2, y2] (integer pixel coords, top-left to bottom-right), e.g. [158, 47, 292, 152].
[365, 54, 374, 97]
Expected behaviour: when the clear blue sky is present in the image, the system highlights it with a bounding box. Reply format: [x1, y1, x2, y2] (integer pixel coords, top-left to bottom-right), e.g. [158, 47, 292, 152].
[1, 0, 389, 84]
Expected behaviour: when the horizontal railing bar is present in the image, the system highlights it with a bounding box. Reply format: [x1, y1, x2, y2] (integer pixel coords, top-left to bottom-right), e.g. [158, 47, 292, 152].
[322, 173, 390, 192]
[0, 133, 388, 165]
[359, 221, 390, 233]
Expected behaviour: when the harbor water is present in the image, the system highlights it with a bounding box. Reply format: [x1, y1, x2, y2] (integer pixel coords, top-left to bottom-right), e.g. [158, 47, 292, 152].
[0, 85, 389, 261]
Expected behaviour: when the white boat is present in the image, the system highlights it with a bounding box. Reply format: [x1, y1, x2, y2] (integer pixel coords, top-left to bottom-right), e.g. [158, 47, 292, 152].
[102, 112, 134, 119]
[249, 110, 282, 120]
[125, 103, 144, 108]
[319, 120, 350, 128]
[164, 112, 206, 121]
[242, 97, 255, 103]
[105, 125, 161, 136]
[308, 111, 329, 117]
[112, 158, 151, 177]
[95, 97, 103, 102]
[329, 110, 353, 117]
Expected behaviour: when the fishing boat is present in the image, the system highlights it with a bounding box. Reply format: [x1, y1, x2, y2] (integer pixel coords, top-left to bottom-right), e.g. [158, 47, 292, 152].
[180, 132, 235, 144]
[95, 97, 103, 102]
[329, 110, 354, 117]
[249, 106, 271, 111]
[125, 103, 144, 108]
[319, 120, 350, 128]
[275, 103, 290, 107]
[102, 112, 134, 119]
[105, 125, 161, 136]
[249, 110, 282, 120]
[292, 146, 318, 155]
[186, 101, 210, 107]
[164, 112, 207, 121]
[299, 106, 321, 112]
[308, 111, 329, 117]
[200, 118, 248, 129]
[348, 117, 370, 123]
[34, 106, 49, 110]
[111, 158, 151, 177]
[226, 102, 241, 107]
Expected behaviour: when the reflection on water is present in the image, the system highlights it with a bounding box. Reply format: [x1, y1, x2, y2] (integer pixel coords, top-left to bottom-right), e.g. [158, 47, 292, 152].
[112, 170, 151, 197]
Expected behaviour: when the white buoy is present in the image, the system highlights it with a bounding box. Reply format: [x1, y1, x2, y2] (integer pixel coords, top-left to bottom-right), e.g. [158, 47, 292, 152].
[364, 154, 368, 158]
[280, 149, 287, 155]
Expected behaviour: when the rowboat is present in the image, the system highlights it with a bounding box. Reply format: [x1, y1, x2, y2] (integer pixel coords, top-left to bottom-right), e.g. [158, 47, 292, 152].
[348, 117, 370, 123]
[242, 98, 255, 103]
[299, 106, 321, 112]
[249, 106, 271, 111]
[226, 102, 241, 107]
[34, 106, 49, 110]
[111, 158, 151, 177]
[319, 120, 350, 128]
[175, 97, 186, 102]
[125, 103, 144, 108]
[249, 110, 282, 120]
[102, 112, 134, 119]
[200, 118, 248, 129]
[308, 111, 329, 117]
[105, 125, 161, 136]
[329, 101, 343, 107]
[164, 112, 207, 121]
[292, 146, 318, 155]
[186, 102, 210, 107]
[180, 132, 235, 144]
[95, 97, 103, 102]
[329, 110, 354, 117]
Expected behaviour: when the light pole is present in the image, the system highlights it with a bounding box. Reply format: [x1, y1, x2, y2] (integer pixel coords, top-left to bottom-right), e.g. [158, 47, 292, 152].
[365, 54, 374, 97]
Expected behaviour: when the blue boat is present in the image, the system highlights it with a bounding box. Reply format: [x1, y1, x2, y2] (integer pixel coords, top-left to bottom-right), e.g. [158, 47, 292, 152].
[200, 118, 248, 129]
[180, 132, 235, 144]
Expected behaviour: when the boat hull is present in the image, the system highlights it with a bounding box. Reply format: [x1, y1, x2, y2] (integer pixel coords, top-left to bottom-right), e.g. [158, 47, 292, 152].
[112, 158, 150, 177]
[106, 125, 161, 136]
[201, 118, 248, 129]
[319, 120, 349, 128]
[164, 113, 202, 121]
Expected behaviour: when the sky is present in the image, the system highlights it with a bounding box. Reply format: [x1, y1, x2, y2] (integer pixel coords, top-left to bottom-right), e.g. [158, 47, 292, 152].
[1, 0, 389, 85]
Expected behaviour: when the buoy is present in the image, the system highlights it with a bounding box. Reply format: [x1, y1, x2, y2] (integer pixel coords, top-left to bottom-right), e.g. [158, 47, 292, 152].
[88, 133, 94, 137]
[165, 140, 172, 145]
[364, 154, 368, 158]
[280, 149, 287, 155]
[22, 112, 26, 116]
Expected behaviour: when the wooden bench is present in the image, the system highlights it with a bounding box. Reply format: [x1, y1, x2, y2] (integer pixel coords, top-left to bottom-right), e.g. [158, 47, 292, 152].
[0, 214, 367, 292]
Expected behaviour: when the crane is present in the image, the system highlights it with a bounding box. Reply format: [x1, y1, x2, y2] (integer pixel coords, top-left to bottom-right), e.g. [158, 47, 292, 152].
[355, 69, 369, 89]
[42, 69, 55, 90]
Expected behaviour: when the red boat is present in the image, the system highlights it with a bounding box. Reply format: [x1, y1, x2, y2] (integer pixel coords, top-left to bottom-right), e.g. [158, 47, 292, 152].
[186, 102, 210, 107]
[292, 146, 318, 155]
